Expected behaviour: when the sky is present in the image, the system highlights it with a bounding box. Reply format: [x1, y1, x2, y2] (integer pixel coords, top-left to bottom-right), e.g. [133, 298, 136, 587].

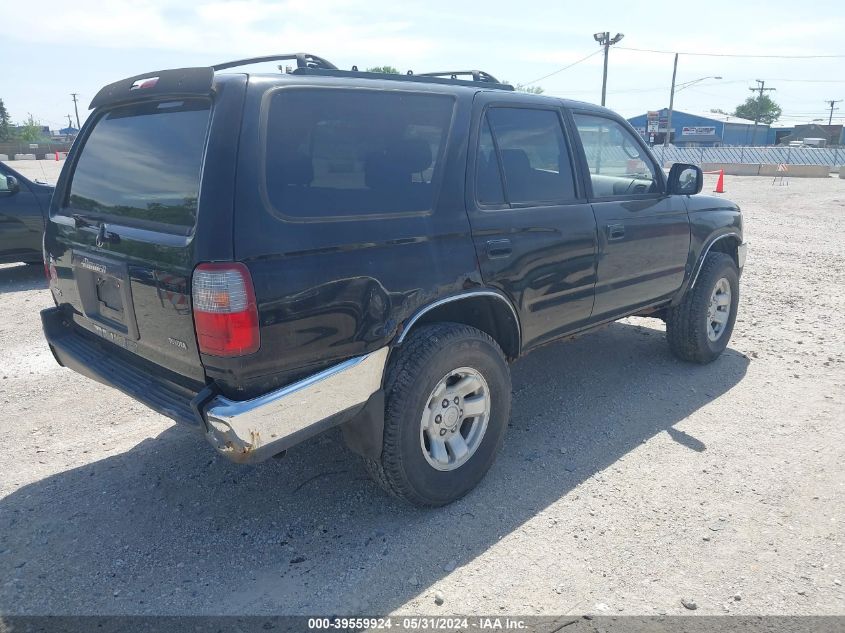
[3, 0, 845, 131]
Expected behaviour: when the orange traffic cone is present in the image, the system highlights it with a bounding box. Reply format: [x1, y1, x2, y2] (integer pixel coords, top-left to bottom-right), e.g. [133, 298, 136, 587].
[714, 169, 725, 193]
[54, 151, 59, 161]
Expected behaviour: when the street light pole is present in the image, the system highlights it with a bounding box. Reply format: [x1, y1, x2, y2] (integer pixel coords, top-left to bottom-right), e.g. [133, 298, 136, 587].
[594, 31, 624, 107]
[663, 65, 723, 148]
[70, 93, 81, 130]
[663, 53, 679, 148]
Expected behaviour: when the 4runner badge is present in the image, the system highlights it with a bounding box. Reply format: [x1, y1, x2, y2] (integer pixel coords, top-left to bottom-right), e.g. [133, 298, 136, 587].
[79, 258, 107, 274]
[168, 337, 188, 351]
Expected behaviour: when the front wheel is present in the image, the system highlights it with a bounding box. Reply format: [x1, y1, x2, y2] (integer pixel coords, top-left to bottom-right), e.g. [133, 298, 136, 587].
[364, 323, 511, 507]
[666, 252, 740, 363]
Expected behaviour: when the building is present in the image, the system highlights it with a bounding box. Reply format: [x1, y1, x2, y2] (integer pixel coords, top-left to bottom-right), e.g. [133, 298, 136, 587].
[627, 109, 770, 147]
[771, 123, 844, 146]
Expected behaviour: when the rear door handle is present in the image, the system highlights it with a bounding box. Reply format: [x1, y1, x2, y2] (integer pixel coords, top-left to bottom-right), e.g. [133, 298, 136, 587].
[485, 239, 512, 259]
[606, 224, 625, 241]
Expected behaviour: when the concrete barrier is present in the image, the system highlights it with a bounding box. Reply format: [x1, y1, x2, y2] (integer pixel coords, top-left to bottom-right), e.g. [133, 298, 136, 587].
[13, 153, 36, 160]
[0, 154, 8, 161]
[702, 162, 761, 176]
[759, 164, 830, 178]
[840, 166, 845, 179]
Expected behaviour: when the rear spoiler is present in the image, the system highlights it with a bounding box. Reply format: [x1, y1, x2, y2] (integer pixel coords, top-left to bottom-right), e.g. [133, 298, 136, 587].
[88, 53, 337, 111]
[89, 67, 215, 110]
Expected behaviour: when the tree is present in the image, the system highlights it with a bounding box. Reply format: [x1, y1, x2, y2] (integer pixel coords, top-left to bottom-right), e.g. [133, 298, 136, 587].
[366, 66, 400, 74]
[0, 98, 11, 141]
[503, 80, 544, 94]
[734, 95, 782, 125]
[16, 114, 47, 142]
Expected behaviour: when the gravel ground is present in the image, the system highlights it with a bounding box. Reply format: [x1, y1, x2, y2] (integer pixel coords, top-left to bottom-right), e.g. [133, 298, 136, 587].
[0, 173, 843, 616]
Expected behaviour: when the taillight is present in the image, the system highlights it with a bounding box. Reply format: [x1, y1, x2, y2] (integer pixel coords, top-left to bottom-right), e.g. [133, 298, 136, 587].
[45, 257, 57, 284]
[192, 263, 260, 357]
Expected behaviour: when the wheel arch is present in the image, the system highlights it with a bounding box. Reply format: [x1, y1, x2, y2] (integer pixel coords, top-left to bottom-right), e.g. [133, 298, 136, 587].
[689, 232, 742, 290]
[396, 290, 521, 360]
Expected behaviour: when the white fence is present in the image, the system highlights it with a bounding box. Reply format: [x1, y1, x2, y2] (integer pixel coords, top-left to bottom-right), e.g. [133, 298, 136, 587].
[654, 145, 844, 167]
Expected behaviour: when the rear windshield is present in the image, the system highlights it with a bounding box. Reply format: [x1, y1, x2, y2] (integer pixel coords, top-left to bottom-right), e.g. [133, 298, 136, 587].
[67, 98, 210, 230]
[264, 89, 455, 220]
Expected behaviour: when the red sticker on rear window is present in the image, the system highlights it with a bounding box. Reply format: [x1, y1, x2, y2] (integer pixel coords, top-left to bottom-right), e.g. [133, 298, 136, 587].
[130, 77, 159, 90]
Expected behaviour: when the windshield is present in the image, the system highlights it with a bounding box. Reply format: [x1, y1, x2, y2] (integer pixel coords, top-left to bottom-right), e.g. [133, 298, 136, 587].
[67, 98, 210, 231]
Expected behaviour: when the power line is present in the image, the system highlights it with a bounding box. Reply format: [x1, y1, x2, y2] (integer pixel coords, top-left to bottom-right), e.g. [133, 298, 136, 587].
[617, 46, 845, 59]
[522, 49, 603, 86]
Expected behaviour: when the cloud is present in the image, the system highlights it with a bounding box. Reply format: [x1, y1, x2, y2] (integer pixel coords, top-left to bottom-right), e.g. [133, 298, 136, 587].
[8, 0, 436, 60]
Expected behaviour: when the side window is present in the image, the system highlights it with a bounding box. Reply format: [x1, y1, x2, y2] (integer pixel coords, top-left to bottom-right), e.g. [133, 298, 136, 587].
[485, 107, 576, 205]
[264, 89, 455, 219]
[573, 114, 660, 197]
[476, 118, 505, 205]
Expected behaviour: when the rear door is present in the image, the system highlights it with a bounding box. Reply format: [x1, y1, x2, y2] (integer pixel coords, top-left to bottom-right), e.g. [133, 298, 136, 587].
[570, 112, 690, 319]
[466, 94, 598, 349]
[45, 79, 243, 383]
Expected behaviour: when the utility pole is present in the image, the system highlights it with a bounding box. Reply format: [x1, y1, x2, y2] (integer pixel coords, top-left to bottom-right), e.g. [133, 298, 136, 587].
[593, 31, 624, 106]
[66, 114, 73, 128]
[748, 80, 775, 146]
[70, 93, 81, 129]
[663, 53, 679, 148]
[825, 99, 842, 125]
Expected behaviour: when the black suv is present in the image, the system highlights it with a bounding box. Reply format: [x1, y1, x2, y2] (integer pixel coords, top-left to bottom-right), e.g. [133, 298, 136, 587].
[42, 54, 746, 506]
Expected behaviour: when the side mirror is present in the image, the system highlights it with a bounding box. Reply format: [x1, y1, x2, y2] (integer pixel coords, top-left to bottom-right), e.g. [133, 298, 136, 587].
[2, 175, 20, 194]
[667, 163, 703, 196]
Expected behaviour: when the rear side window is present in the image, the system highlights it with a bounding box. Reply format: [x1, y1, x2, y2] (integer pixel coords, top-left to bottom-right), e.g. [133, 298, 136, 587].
[68, 99, 210, 231]
[482, 107, 576, 205]
[264, 89, 454, 220]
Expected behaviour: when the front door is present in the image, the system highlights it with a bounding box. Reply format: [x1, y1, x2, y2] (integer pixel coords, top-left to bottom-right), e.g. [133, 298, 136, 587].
[0, 166, 44, 263]
[570, 112, 690, 320]
[465, 95, 598, 350]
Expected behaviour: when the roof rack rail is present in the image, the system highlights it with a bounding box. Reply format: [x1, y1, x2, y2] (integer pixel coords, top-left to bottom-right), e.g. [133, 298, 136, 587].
[212, 52, 337, 72]
[417, 70, 502, 84]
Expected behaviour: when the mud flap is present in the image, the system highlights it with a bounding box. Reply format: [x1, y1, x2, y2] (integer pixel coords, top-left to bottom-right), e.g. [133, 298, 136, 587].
[341, 389, 385, 460]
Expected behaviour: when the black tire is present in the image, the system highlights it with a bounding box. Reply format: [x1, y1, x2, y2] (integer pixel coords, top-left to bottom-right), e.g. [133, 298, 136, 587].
[364, 323, 511, 507]
[667, 252, 739, 363]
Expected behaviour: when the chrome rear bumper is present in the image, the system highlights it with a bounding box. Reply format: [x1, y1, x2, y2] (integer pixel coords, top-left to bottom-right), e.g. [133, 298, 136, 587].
[201, 347, 389, 463]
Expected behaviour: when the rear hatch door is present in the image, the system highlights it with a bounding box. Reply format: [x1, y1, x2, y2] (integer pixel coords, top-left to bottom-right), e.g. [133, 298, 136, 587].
[46, 89, 234, 383]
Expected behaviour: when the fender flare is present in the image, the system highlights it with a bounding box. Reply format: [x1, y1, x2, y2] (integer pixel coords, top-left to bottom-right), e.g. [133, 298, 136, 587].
[689, 232, 742, 290]
[395, 289, 522, 351]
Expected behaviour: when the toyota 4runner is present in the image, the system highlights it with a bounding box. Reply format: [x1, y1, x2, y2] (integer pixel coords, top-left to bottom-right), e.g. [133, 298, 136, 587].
[41, 53, 747, 506]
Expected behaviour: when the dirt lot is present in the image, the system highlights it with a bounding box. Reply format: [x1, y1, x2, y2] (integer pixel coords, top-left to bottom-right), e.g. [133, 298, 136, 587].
[0, 173, 843, 617]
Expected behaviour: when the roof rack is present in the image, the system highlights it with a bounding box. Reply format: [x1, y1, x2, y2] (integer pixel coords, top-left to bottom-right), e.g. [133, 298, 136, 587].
[212, 52, 337, 72]
[417, 70, 502, 84]
[287, 67, 514, 91]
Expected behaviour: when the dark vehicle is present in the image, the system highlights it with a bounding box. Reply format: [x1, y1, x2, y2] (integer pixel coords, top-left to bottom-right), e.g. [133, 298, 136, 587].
[0, 161, 53, 265]
[41, 54, 746, 506]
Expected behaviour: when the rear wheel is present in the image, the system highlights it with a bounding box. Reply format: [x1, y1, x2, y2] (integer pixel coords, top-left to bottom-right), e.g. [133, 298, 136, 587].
[365, 323, 511, 506]
[666, 252, 739, 363]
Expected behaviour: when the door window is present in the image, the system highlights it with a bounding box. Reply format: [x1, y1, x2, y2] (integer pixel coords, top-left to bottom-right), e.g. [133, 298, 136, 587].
[573, 114, 660, 198]
[478, 107, 576, 206]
